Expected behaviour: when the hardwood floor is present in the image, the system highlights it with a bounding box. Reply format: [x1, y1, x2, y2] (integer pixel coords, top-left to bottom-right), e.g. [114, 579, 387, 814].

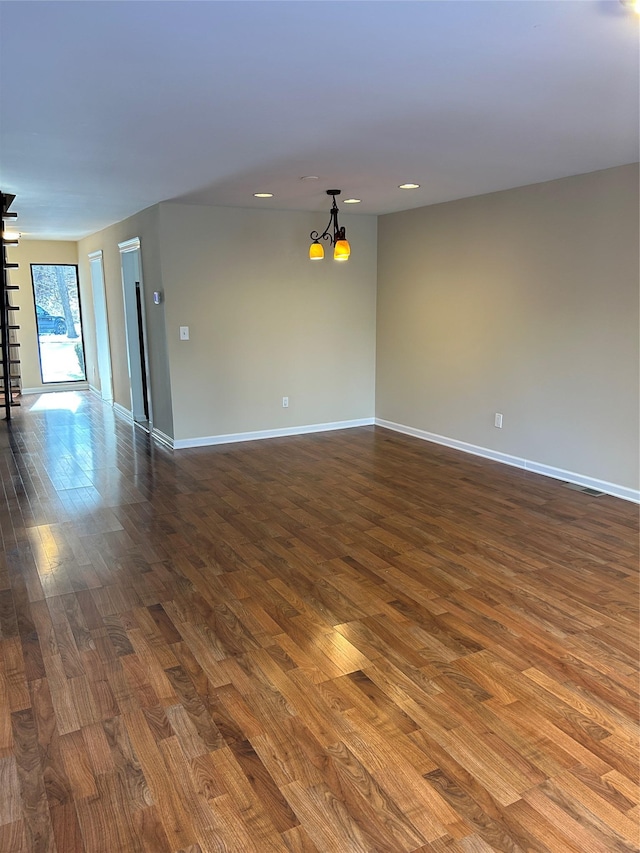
[0, 391, 637, 853]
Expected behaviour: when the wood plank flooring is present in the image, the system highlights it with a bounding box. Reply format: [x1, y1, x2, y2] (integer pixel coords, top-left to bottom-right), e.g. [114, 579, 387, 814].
[0, 390, 637, 852]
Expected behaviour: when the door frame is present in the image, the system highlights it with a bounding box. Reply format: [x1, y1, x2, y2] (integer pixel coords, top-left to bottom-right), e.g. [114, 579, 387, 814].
[87, 250, 113, 403]
[118, 238, 153, 426]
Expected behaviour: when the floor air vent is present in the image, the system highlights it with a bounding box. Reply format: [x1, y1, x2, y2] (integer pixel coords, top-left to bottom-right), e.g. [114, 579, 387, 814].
[563, 482, 605, 497]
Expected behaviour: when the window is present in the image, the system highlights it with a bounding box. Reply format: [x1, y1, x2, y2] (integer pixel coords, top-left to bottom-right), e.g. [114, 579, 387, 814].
[31, 264, 86, 384]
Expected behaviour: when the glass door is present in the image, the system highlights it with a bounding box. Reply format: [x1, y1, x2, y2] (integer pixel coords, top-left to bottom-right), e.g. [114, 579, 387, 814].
[31, 264, 86, 384]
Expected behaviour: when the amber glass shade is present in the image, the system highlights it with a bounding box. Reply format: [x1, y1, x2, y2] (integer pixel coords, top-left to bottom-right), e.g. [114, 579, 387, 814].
[333, 239, 350, 261]
[309, 241, 324, 260]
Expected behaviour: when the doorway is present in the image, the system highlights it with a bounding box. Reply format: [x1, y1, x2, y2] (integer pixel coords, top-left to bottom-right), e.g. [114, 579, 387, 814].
[31, 264, 86, 384]
[118, 238, 152, 428]
[88, 251, 113, 403]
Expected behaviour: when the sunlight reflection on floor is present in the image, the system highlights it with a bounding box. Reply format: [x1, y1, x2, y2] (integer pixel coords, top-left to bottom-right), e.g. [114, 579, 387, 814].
[31, 391, 84, 413]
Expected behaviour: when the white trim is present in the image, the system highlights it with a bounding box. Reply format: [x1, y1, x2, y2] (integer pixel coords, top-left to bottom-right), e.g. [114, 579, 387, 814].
[118, 238, 153, 424]
[88, 249, 114, 404]
[174, 418, 375, 449]
[113, 402, 134, 423]
[21, 382, 89, 395]
[375, 419, 640, 504]
[89, 384, 101, 397]
[152, 428, 174, 449]
[118, 237, 141, 253]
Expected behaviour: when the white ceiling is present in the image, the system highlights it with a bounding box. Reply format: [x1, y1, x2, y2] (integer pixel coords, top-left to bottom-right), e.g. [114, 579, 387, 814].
[1, 0, 638, 240]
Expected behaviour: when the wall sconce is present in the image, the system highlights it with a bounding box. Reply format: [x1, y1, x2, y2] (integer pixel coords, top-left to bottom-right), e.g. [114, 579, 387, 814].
[309, 190, 351, 261]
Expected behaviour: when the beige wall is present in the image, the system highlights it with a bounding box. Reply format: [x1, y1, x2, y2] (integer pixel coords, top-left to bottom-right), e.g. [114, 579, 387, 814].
[77, 205, 174, 438]
[23, 164, 635, 494]
[158, 203, 378, 442]
[5, 240, 80, 391]
[376, 164, 639, 491]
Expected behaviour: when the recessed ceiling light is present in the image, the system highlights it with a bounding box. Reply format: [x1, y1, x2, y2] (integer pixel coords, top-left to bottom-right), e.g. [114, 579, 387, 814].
[398, 183, 420, 190]
[253, 192, 274, 198]
[343, 198, 361, 204]
[300, 175, 319, 181]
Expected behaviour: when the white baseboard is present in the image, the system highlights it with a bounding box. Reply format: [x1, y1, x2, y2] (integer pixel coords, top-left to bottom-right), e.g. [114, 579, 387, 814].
[21, 382, 89, 395]
[113, 402, 133, 423]
[113, 405, 172, 448]
[375, 418, 639, 504]
[152, 428, 174, 449]
[89, 385, 114, 405]
[174, 418, 375, 449]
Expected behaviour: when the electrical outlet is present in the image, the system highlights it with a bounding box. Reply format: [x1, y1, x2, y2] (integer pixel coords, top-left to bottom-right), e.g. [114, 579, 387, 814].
[494, 412, 503, 428]
[282, 397, 289, 408]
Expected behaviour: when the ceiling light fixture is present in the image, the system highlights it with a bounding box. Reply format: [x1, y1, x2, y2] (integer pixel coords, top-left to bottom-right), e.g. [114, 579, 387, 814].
[620, 0, 640, 13]
[253, 192, 274, 198]
[398, 183, 420, 190]
[309, 190, 351, 262]
[343, 198, 361, 204]
[2, 230, 21, 243]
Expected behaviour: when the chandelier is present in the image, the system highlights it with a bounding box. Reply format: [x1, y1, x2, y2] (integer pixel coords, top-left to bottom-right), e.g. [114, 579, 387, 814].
[309, 190, 351, 261]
